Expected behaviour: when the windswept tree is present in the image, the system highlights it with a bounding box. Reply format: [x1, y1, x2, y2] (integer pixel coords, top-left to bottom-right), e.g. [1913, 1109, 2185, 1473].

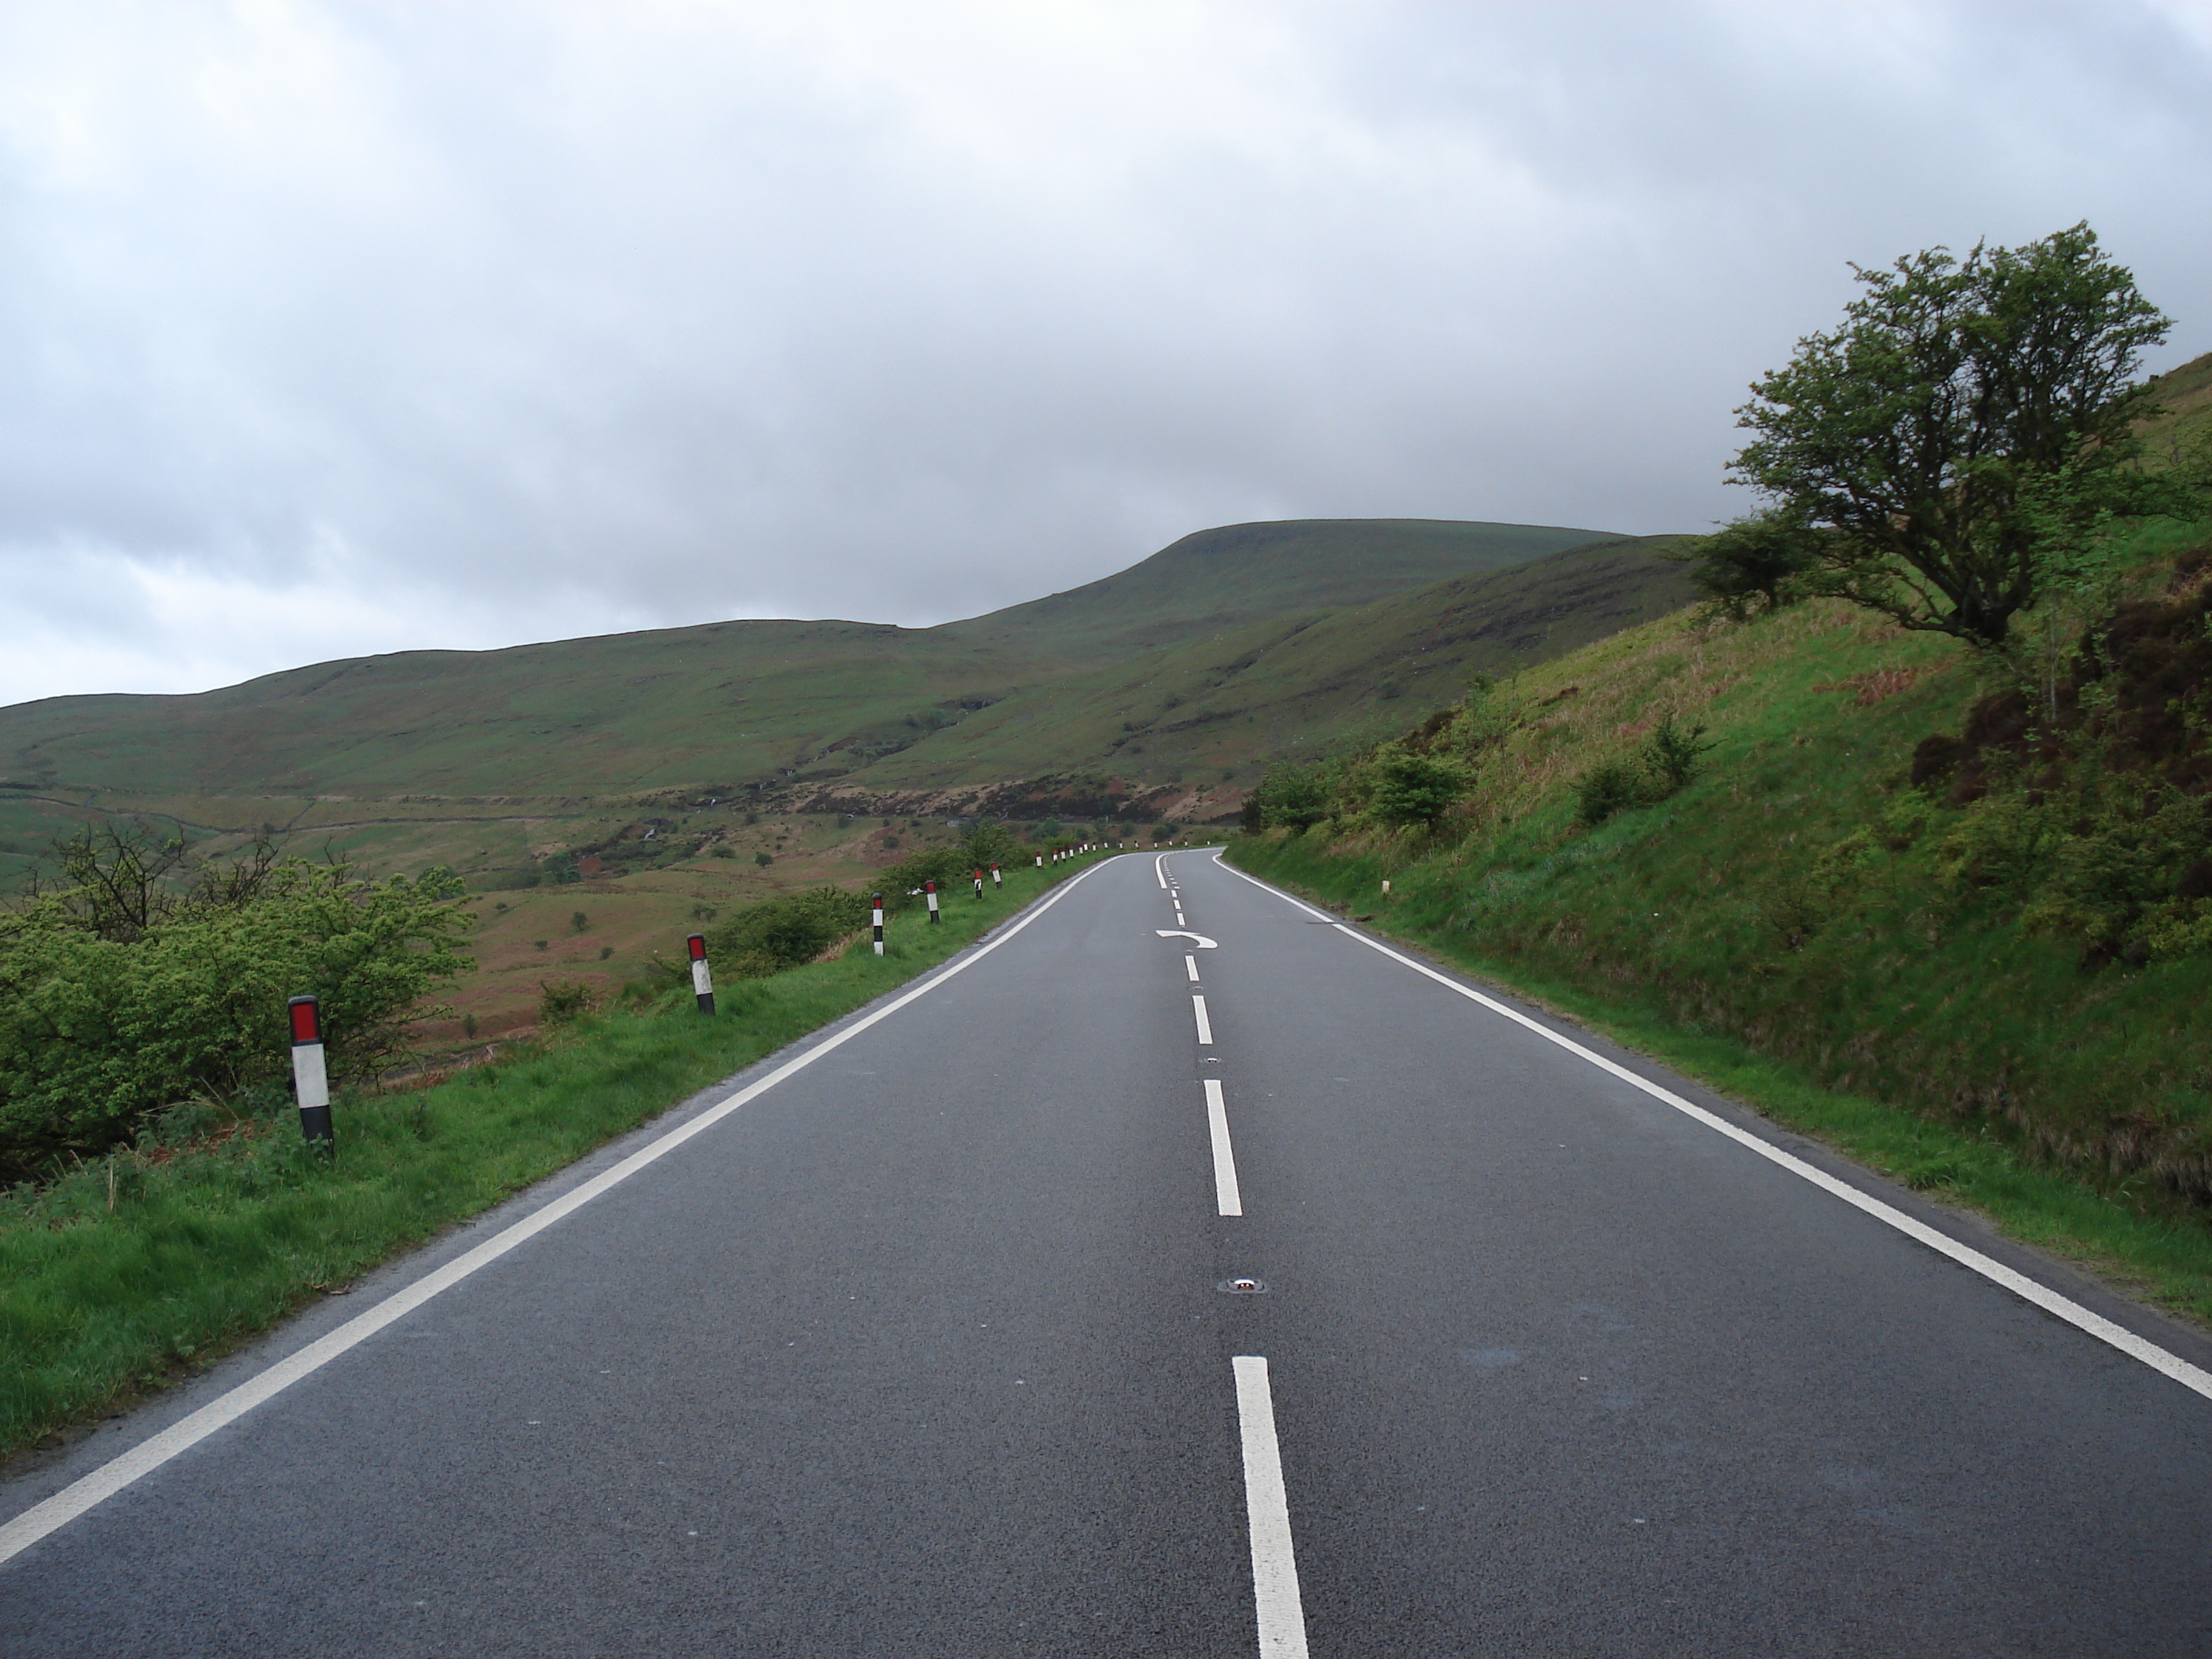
[1683, 507, 1826, 618]
[1730, 223, 2177, 648]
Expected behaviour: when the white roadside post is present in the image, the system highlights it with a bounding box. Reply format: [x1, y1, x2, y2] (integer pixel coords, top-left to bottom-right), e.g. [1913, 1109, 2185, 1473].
[872, 892, 885, 956]
[926, 880, 941, 924]
[972, 866, 984, 899]
[687, 932, 716, 1015]
[991, 862, 1002, 890]
[287, 995, 333, 1147]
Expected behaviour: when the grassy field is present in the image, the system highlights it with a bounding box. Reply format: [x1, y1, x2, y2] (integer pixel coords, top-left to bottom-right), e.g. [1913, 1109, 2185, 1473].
[1229, 514, 2212, 1326]
[0, 851, 1112, 1462]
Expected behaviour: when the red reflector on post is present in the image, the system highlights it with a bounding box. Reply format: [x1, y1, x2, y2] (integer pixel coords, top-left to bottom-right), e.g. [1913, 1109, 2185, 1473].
[687, 933, 707, 961]
[287, 994, 320, 1045]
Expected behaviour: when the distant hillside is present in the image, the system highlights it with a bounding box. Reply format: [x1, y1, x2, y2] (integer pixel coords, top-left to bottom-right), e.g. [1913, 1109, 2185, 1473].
[0, 517, 1611, 804]
[936, 518, 1608, 663]
[859, 535, 1697, 787]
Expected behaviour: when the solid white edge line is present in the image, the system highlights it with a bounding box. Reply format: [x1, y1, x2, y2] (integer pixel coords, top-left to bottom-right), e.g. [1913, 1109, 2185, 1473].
[0, 857, 1124, 1569]
[1155, 852, 1170, 889]
[1232, 1356, 1309, 1659]
[1211, 855, 2212, 1404]
[1192, 994, 1215, 1046]
[1203, 1079, 1243, 1217]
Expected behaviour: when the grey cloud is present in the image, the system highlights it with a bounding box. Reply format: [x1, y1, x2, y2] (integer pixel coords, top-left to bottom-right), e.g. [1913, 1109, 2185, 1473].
[0, 0, 2206, 704]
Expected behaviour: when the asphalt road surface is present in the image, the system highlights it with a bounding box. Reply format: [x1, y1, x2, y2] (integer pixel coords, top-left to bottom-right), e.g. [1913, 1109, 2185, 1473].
[6, 850, 2212, 1656]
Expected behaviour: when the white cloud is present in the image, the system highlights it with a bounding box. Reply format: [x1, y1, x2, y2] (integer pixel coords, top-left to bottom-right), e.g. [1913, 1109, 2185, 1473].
[1, 0, 2207, 705]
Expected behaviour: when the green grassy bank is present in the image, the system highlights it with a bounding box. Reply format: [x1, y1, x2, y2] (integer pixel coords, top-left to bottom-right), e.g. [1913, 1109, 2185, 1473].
[0, 854, 1104, 1461]
[1228, 833, 2212, 1327]
[1226, 541, 2212, 1328]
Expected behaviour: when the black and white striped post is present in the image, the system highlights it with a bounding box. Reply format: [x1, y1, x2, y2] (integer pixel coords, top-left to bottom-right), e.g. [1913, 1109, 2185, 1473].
[991, 862, 1002, 889]
[1035, 853, 1042, 867]
[926, 880, 941, 924]
[287, 994, 333, 1146]
[972, 866, 984, 899]
[872, 892, 885, 956]
[687, 932, 716, 1015]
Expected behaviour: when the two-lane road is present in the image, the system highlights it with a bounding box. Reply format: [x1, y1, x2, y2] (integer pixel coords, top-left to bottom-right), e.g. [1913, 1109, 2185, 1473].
[5, 851, 2210, 1655]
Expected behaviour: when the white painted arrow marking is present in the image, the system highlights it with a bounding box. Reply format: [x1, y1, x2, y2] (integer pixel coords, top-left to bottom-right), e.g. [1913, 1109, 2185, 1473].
[1156, 929, 1218, 948]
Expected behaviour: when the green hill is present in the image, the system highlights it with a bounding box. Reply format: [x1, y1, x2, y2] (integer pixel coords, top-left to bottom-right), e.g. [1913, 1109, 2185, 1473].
[0, 516, 1689, 1001]
[932, 518, 1608, 663]
[853, 534, 1696, 789]
[0, 518, 1608, 805]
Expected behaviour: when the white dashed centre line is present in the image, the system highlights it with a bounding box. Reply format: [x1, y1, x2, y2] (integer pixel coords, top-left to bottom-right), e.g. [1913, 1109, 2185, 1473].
[1192, 994, 1214, 1046]
[1203, 1080, 1243, 1216]
[1185, 954, 1201, 983]
[1232, 1356, 1309, 1657]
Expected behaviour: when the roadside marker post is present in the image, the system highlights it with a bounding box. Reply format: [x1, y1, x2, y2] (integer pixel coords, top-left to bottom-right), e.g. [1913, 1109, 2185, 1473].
[687, 933, 716, 1015]
[972, 866, 984, 899]
[872, 893, 884, 956]
[1035, 854, 1043, 867]
[286, 995, 333, 1147]
[991, 862, 1002, 889]
[926, 881, 941, 924]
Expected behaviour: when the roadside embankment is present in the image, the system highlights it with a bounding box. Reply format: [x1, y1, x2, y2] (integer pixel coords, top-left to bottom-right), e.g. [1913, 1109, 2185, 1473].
[1229, 547, 2212, 1326]
[0, 852, 1111, 1460]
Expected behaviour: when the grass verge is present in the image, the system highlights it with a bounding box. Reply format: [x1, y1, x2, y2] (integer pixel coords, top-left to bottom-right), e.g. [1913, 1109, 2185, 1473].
[0, 856, 1101, 1462]
[1228, 837, 2212, 1331]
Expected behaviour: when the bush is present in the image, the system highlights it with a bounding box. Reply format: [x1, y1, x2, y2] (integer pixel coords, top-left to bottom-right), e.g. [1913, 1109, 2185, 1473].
[0, 831, 472, 1181]
[709, 844, 736, 859]
[538, 981, 595, 1025]
[705, 886, 872, 978]
[754, 851, 773, 867]
[960, 821, 1016, 868]
[877, 845, 975, 902]
[1643, 714, 1717, 793]
[1248, 764, 1332, 830]
[1683, 510, 1823, 619]
[1576, 763, 1647, 826]
[1369, 746, 1470, 828]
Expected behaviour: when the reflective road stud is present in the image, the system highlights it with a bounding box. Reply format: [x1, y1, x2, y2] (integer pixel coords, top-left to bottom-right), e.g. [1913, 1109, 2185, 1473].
[687, 932, 716, 1015]
[872, 892, 885, 956]
[287, 994, 332, 1145]
[926, 881, 941, 924]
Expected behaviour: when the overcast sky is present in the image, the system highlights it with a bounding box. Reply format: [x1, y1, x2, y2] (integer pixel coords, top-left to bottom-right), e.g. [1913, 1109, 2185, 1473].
[2, 0, 2207, 706]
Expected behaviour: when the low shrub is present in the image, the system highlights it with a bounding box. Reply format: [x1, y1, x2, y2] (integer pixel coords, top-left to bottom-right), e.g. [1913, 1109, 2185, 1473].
[705, 886, 873, 977]
[0, 830, 471, 1182]
[1575, 761, 1647, 826]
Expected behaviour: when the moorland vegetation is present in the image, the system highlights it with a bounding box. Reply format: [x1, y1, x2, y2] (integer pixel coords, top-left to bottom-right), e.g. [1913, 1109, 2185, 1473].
[1236, 225, 2212, 1308]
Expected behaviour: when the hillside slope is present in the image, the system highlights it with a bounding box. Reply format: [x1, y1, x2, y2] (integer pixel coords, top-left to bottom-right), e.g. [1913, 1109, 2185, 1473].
[858, 534, 1696, 787]
[933, 518, 1607, 663]
[0, 518, 1610, 804]
[1229, 516, 2212, 1313]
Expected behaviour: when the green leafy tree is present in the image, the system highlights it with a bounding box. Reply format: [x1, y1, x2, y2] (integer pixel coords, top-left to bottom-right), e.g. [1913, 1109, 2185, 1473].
[1248, 764, 1332, 830]
[1368, 747, 1470, 828]
[1683, 508, 1826, 618]
[1730, 223, 2178, 648]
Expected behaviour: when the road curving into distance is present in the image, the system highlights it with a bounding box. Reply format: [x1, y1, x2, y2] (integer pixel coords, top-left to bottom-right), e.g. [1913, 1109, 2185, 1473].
[5, 849, 2212, 1655]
